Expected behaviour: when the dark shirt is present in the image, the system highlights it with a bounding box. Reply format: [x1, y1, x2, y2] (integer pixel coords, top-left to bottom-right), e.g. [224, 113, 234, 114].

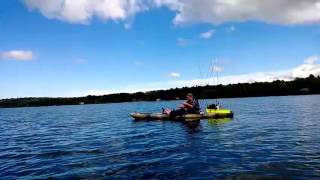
[186, 98, 200, 113]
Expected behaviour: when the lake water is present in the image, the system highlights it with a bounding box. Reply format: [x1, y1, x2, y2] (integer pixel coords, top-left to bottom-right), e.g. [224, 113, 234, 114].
[0, 95, 320, 179]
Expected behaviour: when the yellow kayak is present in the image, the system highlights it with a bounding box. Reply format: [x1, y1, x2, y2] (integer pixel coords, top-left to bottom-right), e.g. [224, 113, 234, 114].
[131, 109, 233, 120]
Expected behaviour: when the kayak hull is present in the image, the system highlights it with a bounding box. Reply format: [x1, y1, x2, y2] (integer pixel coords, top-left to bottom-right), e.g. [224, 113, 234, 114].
[131, 111, 233, 120]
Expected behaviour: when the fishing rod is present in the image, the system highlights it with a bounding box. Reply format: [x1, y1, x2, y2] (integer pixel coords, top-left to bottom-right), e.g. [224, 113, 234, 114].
[197, 60, 206, 106]
[206, 58, 222, 109]
[197, 59, 216, 109]
[214, 59, 220, 107]
[206, 60, 214, 107]
[198, 59, 213, 108]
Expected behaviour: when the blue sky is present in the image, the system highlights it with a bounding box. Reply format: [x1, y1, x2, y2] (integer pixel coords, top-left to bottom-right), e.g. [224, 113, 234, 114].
[0, 0, 320, 98]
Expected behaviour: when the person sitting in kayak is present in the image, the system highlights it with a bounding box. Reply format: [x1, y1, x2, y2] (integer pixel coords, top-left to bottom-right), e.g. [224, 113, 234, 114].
[163, 93, 200, 117]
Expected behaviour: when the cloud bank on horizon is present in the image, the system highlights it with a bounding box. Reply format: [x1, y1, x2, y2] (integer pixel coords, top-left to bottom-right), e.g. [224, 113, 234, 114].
[24, 0, 320, 25]
[82, 56, 320, 96]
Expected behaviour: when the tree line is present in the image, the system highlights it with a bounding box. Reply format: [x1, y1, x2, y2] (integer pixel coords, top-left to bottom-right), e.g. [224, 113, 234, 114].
[1, 75, 319, 108]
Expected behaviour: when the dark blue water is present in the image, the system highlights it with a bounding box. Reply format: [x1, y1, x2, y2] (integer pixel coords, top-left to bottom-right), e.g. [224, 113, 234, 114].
[1, 95, 320, 179]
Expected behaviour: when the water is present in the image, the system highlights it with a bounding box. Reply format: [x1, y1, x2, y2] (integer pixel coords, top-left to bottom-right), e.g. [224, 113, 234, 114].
[0, 95, 320, 179]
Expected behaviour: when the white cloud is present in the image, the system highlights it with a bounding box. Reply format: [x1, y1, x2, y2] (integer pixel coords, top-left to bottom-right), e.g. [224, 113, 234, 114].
[124, 21, 133, 29]
[24, 0, 147, 25]
[1, 50, 35, 61]
[177, 38, 189, 46]
[153, 0, 181, 10]
[156, 0, 320, 25]
[168, 72, 181, 78]
[24, 0, 320, 26]
[211, 65, 223, 72]
[292, 55, 320, 78]
[304, 55, 319, 64]
[200, 29, 215, 39]
[227, 26, 236, 32]
[82, 89, 122, 96]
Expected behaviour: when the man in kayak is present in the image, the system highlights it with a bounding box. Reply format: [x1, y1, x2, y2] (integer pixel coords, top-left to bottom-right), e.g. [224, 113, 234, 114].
[163, 93, 200, 117]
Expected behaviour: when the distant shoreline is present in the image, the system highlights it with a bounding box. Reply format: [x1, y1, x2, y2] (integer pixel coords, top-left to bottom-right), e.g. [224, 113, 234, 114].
[1, 93, 320, 110]
[1, 75, 319, 108]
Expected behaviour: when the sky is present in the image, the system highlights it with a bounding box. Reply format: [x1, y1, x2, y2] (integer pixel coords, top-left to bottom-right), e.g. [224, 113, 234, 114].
[0, 0, 320, 99]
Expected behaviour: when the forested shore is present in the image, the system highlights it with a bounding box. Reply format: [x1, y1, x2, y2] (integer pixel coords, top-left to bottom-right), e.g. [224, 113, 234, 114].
[1, 75, 319, 108]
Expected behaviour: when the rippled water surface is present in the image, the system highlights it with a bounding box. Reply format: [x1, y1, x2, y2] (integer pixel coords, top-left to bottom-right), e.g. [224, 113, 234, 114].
[1, 95, 320, 179]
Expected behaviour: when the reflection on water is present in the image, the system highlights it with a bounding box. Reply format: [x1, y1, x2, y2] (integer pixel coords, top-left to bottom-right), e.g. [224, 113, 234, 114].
[1, 95, 320, 179]
[182, 120, 201, 133]
[208, 118, 232, 126]
[183, 118, 232, 133]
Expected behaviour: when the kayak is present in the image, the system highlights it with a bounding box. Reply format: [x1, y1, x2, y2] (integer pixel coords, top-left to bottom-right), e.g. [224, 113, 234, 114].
[131, 109, 233, 120]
